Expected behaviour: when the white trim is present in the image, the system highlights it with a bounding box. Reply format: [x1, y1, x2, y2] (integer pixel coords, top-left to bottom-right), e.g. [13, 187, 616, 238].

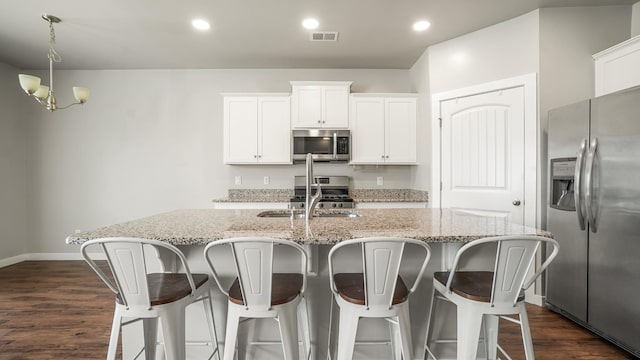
[431, 73, 540, 302]
[430, 73, 538, 229]
[0, 254, 28, 268]
[0, 252, 107, 267]
[526, 294, 544, 307]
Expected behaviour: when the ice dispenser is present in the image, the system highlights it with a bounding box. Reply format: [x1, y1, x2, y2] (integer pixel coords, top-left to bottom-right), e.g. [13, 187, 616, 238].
[550, 157, 576, 211]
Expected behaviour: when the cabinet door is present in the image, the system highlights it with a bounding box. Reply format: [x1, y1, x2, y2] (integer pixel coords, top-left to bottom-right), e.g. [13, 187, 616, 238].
[224, 97, 258, 164]
[350, 97, 385, 163]
[322, 86, 350, 128]
[385, 98, 417, 164]
[293, 87, 322, 128]
[258, 96, 291, 164]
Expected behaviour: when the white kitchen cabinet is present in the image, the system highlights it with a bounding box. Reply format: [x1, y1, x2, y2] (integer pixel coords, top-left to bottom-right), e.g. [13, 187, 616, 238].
[593, 35, 640, 96]
[350, 94, 417, 165]
[223, 94, 291, 164]
[290, 81, 352, 128]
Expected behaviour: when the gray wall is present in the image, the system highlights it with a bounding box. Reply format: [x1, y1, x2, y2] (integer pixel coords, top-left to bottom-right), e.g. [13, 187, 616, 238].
[633, 1, 640, 37]
[0, 63, 29, 260]
[427, 11, 540, 95]
[408, 48, 431, 193]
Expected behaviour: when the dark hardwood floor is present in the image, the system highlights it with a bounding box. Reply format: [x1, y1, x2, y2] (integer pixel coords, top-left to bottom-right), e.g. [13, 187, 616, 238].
[0, 261, 635, 359]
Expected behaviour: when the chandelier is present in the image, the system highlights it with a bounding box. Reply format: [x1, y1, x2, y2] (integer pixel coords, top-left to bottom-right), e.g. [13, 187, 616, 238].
[18, 14, 89, 111]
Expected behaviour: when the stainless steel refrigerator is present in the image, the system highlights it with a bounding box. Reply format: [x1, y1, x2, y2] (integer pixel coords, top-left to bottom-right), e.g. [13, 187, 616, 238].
[546, 86, 640, 357]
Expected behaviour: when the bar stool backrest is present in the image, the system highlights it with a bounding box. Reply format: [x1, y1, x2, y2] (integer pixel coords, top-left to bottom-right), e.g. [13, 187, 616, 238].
[81, 237, 197, 309]
[329, 237, 431, 310]
[204, 237, 308, 312]
[446, 235, 559, 307]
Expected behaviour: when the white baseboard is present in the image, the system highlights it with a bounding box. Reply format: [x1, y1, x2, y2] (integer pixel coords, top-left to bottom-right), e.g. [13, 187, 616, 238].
[526, 294, 544, 307]
[0, 254, 28, 268]
[0, 252, 106, 267]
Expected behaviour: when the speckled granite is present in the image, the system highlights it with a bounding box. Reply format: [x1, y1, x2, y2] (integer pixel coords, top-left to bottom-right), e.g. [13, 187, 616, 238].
[213, 188, 428, 203]
[214, 189, 293, 203]
[66, 208, 550, 246]
[351, 189, 428, 203]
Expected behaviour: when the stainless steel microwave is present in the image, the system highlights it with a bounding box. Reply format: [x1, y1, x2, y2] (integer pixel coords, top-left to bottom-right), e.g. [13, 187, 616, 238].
[292, 129, 351, 162]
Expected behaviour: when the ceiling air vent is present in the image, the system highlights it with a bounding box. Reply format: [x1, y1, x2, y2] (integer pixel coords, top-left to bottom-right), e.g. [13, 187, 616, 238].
[310, 32, 339, 42]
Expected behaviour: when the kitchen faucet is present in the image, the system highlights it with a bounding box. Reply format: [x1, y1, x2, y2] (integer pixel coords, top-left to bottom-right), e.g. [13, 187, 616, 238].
[305, 153, 322, 237]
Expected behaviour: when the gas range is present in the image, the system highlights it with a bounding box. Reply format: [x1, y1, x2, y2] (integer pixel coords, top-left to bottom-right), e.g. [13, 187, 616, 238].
[289, 176, 355, 209]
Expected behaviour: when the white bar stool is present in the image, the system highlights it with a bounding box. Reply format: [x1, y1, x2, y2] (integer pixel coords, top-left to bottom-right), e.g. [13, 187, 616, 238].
[204, 237, 311, 360]
[81, 237, 220, 360]
[424, 235, 559, 360]
[327, 237, 431, 360]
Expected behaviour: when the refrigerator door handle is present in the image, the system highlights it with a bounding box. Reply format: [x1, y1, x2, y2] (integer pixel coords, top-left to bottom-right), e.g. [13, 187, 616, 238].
[585, 137, 598, 233]
[574, 139, 587, 231]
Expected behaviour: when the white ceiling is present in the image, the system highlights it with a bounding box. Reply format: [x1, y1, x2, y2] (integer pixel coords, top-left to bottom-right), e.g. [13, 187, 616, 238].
[0, 0, 635, 70]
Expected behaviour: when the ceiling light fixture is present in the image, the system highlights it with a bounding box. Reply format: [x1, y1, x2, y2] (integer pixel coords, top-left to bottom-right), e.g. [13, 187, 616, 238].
[192, 19, 210, 31]
[413, 20, 431, 32]
[302, 18, 319, 30]
[18, 14, 89, 112]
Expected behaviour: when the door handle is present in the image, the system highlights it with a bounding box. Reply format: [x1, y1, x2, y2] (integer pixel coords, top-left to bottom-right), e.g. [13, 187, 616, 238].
[574, 139, 587, 230]
[333, 132, 337, 159]
[585, 137, 598, 233]
[512, 200, 521, 206]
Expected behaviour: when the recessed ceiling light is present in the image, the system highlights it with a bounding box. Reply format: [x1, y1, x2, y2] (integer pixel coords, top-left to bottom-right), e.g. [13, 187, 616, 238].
[302, 18, 319, 30]
[192, 19, 210, 31]
[413, 20, 431, 32]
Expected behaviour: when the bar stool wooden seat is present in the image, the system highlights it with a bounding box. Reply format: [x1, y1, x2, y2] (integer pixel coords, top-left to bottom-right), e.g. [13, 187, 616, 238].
[81, 237, 220, 360]
[204, 237, 311, 360]
[424, 235, 559, 360]
[327, 237, 431, 360]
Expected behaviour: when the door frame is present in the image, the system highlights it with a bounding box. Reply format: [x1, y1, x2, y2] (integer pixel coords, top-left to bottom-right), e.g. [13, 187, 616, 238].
[430, 73, 538, 229]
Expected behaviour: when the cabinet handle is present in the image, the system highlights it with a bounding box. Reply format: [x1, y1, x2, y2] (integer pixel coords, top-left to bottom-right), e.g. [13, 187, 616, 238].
[258, 155, 262, 158]
[386, 155, 389, 159]
[253, 155, 257, 159]
[381, 155, 385, 159]
[317, 120, 321, 124]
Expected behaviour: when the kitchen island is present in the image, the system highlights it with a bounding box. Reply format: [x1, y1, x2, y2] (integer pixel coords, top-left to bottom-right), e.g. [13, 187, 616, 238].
[66, 208, 549, 360]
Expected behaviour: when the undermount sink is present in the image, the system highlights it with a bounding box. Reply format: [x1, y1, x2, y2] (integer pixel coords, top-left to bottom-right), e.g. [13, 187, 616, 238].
[257, 210, 362, 218]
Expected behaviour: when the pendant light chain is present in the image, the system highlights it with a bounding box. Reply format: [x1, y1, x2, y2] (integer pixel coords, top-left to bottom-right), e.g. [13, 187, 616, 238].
[48, 19, 61, 63]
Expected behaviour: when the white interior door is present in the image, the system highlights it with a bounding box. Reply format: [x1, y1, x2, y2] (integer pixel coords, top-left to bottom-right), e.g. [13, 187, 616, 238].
[440, 87, 525, 224]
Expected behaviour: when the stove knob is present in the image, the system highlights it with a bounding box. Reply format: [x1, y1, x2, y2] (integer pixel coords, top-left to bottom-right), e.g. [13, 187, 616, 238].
[338, 203, 343, 208]
[319, 203, 324, 208]
[332, 203, 337, 208]
[299, 203, 304, 209]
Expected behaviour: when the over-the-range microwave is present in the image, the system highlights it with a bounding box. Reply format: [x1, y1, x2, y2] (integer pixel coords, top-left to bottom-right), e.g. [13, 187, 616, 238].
[292, 129, 350, 162]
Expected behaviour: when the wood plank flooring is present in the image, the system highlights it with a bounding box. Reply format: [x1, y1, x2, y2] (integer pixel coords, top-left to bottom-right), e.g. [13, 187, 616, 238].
[0, 261, 636, 360]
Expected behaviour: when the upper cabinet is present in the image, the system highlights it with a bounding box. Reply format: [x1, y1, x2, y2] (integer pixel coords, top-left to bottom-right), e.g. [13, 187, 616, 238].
[223, 94, 291, 164]
[290, 81, 352, 128]
[350, 94, 417, 165]
[594, 35, 640, 97]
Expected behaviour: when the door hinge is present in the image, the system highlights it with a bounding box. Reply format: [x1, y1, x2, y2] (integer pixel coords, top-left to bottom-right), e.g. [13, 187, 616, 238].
[439, 117, 442, 128]
[440, 182, 443, 191]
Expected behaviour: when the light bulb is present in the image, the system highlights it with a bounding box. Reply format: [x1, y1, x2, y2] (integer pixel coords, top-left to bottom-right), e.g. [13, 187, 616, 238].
[302, 18, 319, 30]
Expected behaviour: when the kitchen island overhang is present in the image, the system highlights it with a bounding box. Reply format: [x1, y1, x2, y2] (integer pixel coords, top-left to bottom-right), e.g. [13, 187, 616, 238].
[66, 208, 550, 245]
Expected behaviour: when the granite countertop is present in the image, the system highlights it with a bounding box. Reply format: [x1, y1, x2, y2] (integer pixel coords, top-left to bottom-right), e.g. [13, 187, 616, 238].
[66, 208, 549, 246]
[213, 189, 428, 203]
